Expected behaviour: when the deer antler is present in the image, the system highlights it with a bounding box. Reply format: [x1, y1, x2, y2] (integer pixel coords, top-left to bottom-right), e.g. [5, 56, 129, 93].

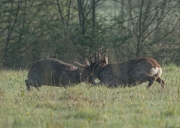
[89, 55, 92, 62]
[85, 58, 90, 65]
[104, 49, 108, 64]
[74, 61, 86, 69]
[99, 46, 103, 53]
[94, 52, 98, 62]
[98, 47, 109, 65]
[88, 47, 109, 66]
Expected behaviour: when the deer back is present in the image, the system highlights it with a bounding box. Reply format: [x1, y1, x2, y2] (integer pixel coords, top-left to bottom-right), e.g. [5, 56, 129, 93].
[89, 57, 163, 87]
[27, 58, 81, 86]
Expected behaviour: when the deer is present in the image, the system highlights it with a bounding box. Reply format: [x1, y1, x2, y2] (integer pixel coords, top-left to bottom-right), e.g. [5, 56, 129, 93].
[76, 48, 165, 88]
[25, 58, 93, 91]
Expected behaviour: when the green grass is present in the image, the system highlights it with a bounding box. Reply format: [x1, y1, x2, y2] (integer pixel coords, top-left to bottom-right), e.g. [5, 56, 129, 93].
[0, 65, 180, 128]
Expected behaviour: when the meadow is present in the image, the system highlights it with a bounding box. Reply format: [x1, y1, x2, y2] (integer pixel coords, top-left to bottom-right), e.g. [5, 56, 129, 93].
[0, 65, 180, 128]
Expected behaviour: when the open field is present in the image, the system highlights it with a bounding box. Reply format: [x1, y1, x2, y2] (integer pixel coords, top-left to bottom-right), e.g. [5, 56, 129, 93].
[0, 65, 180, 128]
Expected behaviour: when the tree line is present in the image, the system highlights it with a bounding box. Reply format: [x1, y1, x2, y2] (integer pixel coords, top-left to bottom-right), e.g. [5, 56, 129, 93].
[0, 0, 179, 69]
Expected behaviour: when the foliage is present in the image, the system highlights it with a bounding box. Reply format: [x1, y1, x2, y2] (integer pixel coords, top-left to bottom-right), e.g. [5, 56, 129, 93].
[0, 0, 179, 68]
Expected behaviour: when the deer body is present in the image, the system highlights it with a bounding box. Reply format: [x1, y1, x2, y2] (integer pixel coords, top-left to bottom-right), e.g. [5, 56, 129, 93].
[25, 58, 91, 91]
[92, 57, 164, 87]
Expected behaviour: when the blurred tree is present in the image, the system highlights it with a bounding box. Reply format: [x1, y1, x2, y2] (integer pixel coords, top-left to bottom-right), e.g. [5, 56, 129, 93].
[126, 0, 179, 57]
[0, 0, 179, 68]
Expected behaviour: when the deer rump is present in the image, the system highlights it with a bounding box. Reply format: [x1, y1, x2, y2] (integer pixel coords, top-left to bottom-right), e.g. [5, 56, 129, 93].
[93, 57, 164, 87]
[25, 58, 80, 90]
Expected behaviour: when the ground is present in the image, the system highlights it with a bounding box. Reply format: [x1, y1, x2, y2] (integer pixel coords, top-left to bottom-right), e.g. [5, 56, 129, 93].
[0, 65, 180, 128]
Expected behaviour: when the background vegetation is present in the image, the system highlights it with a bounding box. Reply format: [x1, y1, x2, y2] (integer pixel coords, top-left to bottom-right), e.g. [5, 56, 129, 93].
[0, 0, 179, 69]
[0, 65, 180, 128]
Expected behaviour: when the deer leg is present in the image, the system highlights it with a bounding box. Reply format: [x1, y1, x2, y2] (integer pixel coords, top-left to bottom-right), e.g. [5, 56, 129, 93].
[131, 74, 156, 88]
[108, 77, 123, 88]
[35, 82, 41, 91]
[25, 79, 31, 91]
[109, 82, 118, 88]
[106, 77, 120, 88]
[91, 82, 102, 86]
[30, 80, 41, 91]
[107, 82, 117, 88]
[128, 79, 137, 86]
[25, 79, 41, 91]
[156, 77, 165, 88]
[145, 76, 156, 88]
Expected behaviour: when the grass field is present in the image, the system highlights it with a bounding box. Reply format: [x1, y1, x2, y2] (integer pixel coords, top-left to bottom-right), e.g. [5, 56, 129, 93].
[0, 65, 180, 128]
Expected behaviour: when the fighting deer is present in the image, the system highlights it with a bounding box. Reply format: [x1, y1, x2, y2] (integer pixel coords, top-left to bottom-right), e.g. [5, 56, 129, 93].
[25, 58, 92, 91]
[76, 49, 165, 88]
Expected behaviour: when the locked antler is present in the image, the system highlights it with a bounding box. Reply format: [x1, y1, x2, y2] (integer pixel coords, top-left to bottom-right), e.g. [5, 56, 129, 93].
[98, 47, 108, 65]
[86, 47, 109, 66]
[104, 49, 108, 64]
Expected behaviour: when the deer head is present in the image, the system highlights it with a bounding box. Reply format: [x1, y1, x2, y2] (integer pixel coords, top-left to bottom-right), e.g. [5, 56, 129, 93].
[87, 48, 108, 81]
[74, 47, 108, 84]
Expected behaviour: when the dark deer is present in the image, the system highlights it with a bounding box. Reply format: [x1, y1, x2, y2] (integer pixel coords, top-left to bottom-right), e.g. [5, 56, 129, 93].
[25, 58, 92, 91]
[77, 49, 165, 88]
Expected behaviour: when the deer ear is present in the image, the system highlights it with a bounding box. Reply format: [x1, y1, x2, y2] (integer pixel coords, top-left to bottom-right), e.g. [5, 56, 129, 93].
[73, 61, 86, 69]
